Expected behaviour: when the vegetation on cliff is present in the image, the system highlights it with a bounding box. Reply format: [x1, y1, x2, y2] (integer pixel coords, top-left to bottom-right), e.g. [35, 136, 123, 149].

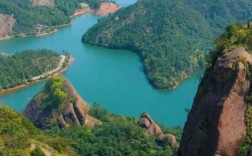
[83, 0, 252, 89]
[0, 49, 61, 90]
[208, 24, 252, 69]
[24, 75, 90, 129]
[179, 23, 252, 155]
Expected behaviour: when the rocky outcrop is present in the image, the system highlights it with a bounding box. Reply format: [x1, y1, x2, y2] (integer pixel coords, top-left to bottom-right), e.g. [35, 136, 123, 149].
[31, 0, 55, 7]
[139, 112, 178, 148]
[24, 76, 97, 129]
[0, 14, 15, 40]
[178, 47, 251, 156]
[139, 112, 163, 135]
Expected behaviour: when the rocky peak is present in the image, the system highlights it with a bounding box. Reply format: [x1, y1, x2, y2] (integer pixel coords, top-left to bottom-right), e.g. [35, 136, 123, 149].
[139, 112, 178, 148]
[24, 76, 97, 129]
[178, 47, 252, 156]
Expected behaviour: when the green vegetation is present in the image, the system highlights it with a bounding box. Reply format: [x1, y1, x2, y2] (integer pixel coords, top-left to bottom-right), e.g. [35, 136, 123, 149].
[0, 105, 75, 155]
[0, 102, 182, 155]
[25, 76, 182, 154]
[0, 49, 61, 90]
[46, 104, 182, 155]
[83, 0, 252, 89]
[50, 76, 67, 103]
[208, 24, 252, 69]
[196, 23, 252, 98]
[86, 0, 102, 9]
[0, 0, 102, 36]
[28, 75, 70, 129]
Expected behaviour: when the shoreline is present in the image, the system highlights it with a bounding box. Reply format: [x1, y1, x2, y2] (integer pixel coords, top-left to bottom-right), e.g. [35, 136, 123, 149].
[35, 29, 58, 37]
[0, 2, 120, 41]
[0, 55, 73, 95]
[71, 2, 121, 17]
[86, 41, 204, 91]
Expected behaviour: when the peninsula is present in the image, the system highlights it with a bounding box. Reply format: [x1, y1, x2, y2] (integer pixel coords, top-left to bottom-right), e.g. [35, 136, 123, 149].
[83, 0, 252, 89]
[0, 49, 72, 94]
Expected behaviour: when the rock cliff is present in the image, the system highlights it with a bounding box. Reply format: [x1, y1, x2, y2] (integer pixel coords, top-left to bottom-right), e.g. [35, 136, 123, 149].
[178, 47, 252, 156]
[0, 14, 15, 39]
[139, 112, 178, 148]
[24, 75, 97, 129]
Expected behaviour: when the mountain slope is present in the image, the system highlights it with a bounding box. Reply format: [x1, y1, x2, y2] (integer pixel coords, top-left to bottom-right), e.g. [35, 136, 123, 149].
[0, 106, 76, 156]
[83, 0, 252, 89]
[178, 24, 252, 156]
[46, 104, 183, 155]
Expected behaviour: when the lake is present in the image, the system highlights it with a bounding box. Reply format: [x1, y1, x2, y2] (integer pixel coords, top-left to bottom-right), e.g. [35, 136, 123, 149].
[0, 0, 202, 127]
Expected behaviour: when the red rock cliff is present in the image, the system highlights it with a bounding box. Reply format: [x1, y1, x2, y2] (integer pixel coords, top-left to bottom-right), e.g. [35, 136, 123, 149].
[178, 47, 252, 156]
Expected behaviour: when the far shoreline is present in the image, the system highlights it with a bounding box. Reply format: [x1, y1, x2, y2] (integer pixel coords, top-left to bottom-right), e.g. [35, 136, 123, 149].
[0, 2, 121, 41]
[0, 55, 73, 95]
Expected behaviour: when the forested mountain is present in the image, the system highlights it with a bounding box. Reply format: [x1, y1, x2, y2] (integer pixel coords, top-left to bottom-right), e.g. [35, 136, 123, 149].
[0, 76, 183, 155]
[0, 0, 102, 37]
[0, 49, 61, 90]
[83, 0, 252, 89]
[0, 104, 182, 155]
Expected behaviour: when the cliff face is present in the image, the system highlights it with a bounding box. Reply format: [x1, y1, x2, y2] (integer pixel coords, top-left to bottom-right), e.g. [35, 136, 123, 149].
[178, 47, 251, 156]
[24, 76, 97, 129]
[0, 14, 15, 39]
[139, 112, 178, 148]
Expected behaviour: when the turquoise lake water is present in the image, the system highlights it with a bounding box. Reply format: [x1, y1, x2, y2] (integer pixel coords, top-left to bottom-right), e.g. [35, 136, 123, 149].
[0, 0, 202, 127]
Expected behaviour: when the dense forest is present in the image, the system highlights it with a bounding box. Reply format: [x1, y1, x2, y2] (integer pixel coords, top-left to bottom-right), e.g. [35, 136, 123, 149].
[0, 0, 102, 36]
[0, 106, 75, 155]
[19, 76, 182, 155]
[0, 49, 61, 90]
[46, 104, 182, 155]
[208, 23, 252, 69]
[0, 104, 182, 155]
[83, 0, 252, 89]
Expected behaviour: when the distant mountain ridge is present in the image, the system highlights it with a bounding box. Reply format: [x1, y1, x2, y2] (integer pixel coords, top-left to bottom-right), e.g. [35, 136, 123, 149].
[83, 0, 252, 89]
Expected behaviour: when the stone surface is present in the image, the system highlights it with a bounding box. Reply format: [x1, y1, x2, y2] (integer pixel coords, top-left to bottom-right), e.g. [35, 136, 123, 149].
[178, 47, 251, 156]
[0, 14, 15, 39]
[139, 112, 178, 147]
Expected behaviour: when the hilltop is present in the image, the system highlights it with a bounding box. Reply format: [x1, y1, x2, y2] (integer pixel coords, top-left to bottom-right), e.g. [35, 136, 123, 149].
[83, 0, 252, 89]
[24, 75, 97, 129]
